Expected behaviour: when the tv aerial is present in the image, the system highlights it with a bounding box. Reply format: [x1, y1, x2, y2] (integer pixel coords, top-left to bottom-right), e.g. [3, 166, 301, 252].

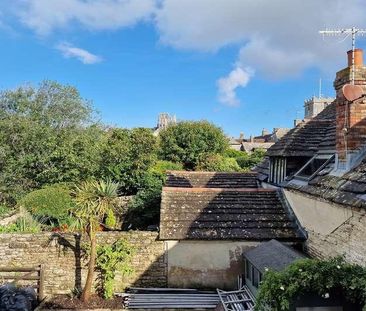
[319, 27, 366, 101]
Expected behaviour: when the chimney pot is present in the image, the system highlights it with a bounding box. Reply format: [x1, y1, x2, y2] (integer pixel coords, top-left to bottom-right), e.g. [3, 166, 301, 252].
[347, 49, 363, 67]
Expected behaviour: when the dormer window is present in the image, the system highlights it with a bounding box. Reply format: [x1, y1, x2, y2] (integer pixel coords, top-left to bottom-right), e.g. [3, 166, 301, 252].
[293, 154, 335, 181]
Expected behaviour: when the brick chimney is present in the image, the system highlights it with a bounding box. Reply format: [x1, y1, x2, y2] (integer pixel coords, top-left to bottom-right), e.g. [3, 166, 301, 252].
[334, 49, 366, 171]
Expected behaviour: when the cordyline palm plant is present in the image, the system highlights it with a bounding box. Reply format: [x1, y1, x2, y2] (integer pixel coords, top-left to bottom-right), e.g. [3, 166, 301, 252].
[73, 179, 119, 302]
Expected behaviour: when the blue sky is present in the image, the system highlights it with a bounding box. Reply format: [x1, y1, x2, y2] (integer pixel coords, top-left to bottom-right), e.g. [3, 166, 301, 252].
[0, 0, 366, 137]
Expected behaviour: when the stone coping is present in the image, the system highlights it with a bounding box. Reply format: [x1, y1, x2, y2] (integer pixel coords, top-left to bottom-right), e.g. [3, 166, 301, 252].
[39, 309, 125, 311]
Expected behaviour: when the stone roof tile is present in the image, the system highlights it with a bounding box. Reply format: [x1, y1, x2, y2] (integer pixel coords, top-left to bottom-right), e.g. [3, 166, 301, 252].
[160, 177, 306, 241]
[267, 103, 336, 157]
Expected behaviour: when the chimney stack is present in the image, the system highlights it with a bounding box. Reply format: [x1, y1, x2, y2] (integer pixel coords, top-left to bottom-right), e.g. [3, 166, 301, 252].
[334, 49, 366, 171]
[347, 49, 363, 67]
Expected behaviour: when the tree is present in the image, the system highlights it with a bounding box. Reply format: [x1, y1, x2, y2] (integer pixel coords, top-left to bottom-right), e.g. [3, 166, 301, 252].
[73, 180, 119, 302]
[0, 81, 104, 202]
[159, 121, 229, 169]
[196, 154, 241, 172]
[125, 161, 183, 229]
[98, 127, 158, 194]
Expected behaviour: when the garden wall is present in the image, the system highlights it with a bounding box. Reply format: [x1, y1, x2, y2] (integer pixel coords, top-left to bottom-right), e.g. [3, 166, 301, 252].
[0, 231, 167, 296]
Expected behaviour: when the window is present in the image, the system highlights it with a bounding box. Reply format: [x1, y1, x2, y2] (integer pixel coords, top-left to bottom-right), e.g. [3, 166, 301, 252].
[245, 260, 252, 281]
[252, 268, 260, 288]
[294, 154, 335, 181]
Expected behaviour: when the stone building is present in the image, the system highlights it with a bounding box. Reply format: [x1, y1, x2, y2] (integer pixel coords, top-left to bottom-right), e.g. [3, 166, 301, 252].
[255, 49, 366, 266]
[304, 96, 334, 119]
[229, 128, 290, 153]
[153, 113, 177, 136]
[159, 171, 306, 289]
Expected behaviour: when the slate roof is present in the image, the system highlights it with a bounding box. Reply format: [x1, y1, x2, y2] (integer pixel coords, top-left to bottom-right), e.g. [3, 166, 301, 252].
[267, 103, 336, 157]
[253, 157, 270, 182]
[286, 158, 366, 210]
[255, 99, 366, 210]
[165, 171, 259, 188]
[241, 142, 274, 153]
[160, 172, 306, 241]
[244, 239, 305, 273]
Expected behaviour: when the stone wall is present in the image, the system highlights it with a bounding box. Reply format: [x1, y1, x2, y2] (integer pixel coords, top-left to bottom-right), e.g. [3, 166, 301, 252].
[306, 211, 366, 266]
[284, 189, 366, 266]
[0, 231, 167, 296]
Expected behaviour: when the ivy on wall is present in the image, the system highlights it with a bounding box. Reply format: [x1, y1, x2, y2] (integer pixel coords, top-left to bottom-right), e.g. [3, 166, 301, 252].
[255, 257, 366, 311]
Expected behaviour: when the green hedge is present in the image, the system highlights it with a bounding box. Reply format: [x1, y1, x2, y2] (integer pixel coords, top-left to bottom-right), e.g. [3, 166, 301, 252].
[19, 184, 74, 225]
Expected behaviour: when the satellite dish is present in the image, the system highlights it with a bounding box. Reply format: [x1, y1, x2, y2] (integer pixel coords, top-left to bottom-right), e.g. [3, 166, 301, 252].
[342, 84, 364, 101]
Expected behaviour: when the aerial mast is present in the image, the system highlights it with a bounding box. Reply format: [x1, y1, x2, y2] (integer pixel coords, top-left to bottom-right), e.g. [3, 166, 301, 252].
[319, 27, 366, 85]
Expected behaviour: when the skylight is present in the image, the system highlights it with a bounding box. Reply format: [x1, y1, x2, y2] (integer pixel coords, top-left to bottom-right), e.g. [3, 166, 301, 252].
[294, 154, 335, 181]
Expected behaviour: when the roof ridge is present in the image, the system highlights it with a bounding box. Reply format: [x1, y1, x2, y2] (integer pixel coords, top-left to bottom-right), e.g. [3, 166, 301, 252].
[166, 170, 257, 175]
[162, 187, 277, 192]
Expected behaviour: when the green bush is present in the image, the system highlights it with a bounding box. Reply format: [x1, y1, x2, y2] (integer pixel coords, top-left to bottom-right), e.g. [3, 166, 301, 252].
[255, 257, 366, 311]
[19, 184, 75, 225]
[96, 239, 134, 299]
[196, 154, 241, 172]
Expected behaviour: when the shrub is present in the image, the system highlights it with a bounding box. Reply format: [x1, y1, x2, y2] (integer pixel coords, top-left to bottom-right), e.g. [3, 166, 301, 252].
[19, 184, 74, 225]
[255, 257, 366, 311]
[196, 154, 241, 172]
[96, 239, 134, 299]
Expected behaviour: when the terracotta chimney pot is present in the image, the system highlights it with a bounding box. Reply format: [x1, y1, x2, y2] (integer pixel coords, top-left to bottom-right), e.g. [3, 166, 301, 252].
[347, 49, 363, 67]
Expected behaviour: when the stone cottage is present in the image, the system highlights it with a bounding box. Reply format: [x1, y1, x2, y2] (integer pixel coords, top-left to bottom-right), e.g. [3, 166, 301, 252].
[255, 49, 366, 266]
[159, 171, 306, 289]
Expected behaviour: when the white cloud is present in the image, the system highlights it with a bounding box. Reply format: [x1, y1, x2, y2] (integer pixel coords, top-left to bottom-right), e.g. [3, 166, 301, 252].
[154, 0, 366, 105]
[17, 0, 156, 35]
[155, 0, 366, 75]
[6, 0, 366, 106]
[57, 42, 103, 64]
[217, 67, 253, 107]
[237, 38, 315, 80]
